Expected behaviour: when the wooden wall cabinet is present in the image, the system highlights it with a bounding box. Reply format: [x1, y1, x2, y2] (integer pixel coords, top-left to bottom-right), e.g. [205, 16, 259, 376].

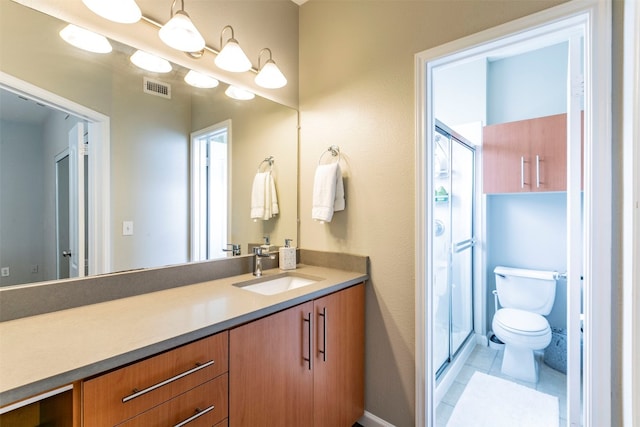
[82, 331, 229, 427]
[483, 113, 568, 193]
[229, 283, 365, 427]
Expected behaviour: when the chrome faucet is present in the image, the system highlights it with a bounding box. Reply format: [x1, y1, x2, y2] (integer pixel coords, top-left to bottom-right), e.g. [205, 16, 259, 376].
[223, 243, 241, 256]
[253, 246, 272, 276]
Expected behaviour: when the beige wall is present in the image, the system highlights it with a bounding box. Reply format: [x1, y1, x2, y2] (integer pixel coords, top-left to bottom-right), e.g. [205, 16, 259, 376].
[298, 1, 567, 425]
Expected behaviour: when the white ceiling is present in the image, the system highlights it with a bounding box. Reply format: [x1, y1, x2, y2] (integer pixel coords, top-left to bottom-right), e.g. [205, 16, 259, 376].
[0, 88, 64, 127]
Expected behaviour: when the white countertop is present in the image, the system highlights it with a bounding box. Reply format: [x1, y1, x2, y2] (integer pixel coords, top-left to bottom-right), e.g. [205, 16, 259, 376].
[0, 265, 367, 406]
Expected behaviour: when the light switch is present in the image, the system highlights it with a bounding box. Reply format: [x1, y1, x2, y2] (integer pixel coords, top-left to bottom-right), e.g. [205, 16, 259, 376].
[122, 221, 134, 236]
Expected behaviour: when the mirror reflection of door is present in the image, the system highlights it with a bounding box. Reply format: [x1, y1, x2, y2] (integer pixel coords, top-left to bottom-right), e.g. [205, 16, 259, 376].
[55, 151, 70, 279]
[55, 123, 88, 279]
[191, 120, 230, 261]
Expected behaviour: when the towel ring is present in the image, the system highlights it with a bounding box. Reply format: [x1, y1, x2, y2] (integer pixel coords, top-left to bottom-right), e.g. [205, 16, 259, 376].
[257, 156, 274, 172]
[318, 145, 341, 164]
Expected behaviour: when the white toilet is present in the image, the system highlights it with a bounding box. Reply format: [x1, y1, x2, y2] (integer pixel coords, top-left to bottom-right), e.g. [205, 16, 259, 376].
[491, 266, 558, 383]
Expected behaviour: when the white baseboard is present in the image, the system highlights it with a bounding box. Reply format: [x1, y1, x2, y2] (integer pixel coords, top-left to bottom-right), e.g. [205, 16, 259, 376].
[358, 411, 396, 427]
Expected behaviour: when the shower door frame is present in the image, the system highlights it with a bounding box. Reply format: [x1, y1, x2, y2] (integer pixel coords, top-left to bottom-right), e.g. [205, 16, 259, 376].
[433, 121, 476, 380]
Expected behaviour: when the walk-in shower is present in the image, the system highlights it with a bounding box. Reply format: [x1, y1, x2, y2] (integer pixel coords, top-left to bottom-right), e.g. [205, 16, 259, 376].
[432, 121, 476, 379]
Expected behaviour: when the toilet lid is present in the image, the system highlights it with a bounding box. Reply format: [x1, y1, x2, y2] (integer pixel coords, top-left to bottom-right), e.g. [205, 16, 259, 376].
[495, 308, 549, 334]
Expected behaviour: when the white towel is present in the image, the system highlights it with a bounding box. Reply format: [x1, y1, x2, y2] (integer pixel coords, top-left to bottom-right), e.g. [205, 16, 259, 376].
[312, 162, 344, 222]
[251, 171, 279, 220]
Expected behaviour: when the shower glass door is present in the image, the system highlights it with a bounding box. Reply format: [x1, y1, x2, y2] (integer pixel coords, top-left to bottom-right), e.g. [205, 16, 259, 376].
[433, 121, 475, 377]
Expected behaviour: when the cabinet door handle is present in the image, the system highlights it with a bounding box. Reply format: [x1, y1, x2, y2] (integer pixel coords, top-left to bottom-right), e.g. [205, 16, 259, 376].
[318, 307, 327, 362]
[520, 156, 526, 188]
[173, 405, 215, 427]
[121, 360, 215, 403]
[303, 312, 312, 370]
[536, 154, 541, 188]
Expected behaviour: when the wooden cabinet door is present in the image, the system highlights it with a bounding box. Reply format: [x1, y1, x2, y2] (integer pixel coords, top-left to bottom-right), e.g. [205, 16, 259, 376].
[229, 302, 314, 426]
[529, 113, 567, 192]
[483, 119, 531, 193]
[313, 283, 365, 427]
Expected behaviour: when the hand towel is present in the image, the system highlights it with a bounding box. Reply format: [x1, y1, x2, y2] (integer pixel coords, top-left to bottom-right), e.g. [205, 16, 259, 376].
[312, 162, 345, 222]
[251, 171, 279, 220]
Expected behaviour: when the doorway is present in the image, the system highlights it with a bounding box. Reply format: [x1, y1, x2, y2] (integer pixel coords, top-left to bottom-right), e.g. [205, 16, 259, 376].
[191, 120, 231, 261]
[0, 72, 111, 278]
[415, 2, 612, 426]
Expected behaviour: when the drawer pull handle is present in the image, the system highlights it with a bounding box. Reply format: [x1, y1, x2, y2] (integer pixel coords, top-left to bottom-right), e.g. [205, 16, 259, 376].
[122, 360, 215, 403]
[173, 405, 215, 427]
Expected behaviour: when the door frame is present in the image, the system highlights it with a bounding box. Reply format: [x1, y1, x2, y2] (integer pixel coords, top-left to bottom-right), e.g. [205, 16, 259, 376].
[190, 119, 232, 261]
[622, 0, 640, 424]
[414, 1, 611, 426]
[0, 71, 111, 276]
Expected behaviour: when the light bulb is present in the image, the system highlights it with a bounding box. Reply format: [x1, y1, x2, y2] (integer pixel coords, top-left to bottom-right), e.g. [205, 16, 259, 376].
[130, 50, 172, 73]
[159, 11, 205, 52]
[255, 60, 287, 89]
[82, 0, 141, 24]
[59, 24, 112, 54]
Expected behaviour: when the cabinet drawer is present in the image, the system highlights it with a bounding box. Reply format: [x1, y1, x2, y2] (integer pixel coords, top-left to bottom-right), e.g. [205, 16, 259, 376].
[83, 332, 228, 427]
[118, 374, 228, 427]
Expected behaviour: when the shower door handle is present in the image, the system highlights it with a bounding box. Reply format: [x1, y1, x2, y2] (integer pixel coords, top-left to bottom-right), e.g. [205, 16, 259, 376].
[453, 238, 475, 253]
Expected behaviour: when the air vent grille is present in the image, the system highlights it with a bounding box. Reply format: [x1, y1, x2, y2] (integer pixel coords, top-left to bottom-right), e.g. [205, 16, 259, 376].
[143, 77, 171, 99]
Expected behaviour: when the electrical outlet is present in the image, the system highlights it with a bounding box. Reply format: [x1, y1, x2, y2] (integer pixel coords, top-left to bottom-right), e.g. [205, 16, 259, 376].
[1, 267, 9, 277]
[31, 264, 39, 273]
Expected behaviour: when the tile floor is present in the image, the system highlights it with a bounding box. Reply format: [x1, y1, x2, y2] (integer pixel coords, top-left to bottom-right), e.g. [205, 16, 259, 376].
[436, 344, 568, 427]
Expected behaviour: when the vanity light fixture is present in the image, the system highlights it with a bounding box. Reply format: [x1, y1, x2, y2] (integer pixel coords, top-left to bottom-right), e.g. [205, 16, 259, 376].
[130, 50, 172, 73]
[225, 85, 255, 100]
[59, 24, 113, 54]
[184, 70, 219, 88]
[82, 0, 141, 24]
[215, 25, 252, 73]
[255, 48, 287, 89]
[159, 0, 205, 53]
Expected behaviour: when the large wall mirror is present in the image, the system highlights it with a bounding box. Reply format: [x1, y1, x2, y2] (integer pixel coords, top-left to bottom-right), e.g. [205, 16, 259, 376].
[0, 1, 298, 287]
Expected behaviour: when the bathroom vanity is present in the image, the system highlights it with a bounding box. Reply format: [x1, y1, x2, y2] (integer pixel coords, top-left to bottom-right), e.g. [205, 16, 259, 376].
[0, 253, 368, 426]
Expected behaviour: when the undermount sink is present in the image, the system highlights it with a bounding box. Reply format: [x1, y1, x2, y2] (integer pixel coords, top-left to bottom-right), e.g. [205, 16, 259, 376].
[234, 272, 324, 295]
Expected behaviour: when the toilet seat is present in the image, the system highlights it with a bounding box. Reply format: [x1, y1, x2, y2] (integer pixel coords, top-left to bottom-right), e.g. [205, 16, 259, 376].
[492, 308, 551, 351]
[494, 308, 549, 335]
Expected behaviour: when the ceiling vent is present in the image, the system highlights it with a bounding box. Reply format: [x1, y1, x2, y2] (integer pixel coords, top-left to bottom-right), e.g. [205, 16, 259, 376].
[143, 77, 171, 99]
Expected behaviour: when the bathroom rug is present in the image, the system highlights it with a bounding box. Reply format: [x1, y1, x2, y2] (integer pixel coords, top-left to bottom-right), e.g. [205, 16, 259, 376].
[447, 371, 559, 427]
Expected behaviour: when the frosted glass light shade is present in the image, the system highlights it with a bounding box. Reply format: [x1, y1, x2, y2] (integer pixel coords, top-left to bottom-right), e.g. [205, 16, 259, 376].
[82, 0, 141, 24]
[159, 11, 205, 52]
[130, 50, 172, 73]
[215, 40, 252, 73]
[225, 85, 255, 100]
[59, 24, 112, 54]
[184, 70, 219, 88]
[255, 60, 287, 89]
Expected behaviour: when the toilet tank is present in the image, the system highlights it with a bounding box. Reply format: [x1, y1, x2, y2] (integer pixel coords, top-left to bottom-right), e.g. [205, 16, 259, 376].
[494, 266, 557, 315]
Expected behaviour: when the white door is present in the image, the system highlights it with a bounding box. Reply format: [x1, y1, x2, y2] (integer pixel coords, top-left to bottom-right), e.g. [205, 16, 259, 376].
[55, 151, 70, 279]
[68, 123, 85, 278]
